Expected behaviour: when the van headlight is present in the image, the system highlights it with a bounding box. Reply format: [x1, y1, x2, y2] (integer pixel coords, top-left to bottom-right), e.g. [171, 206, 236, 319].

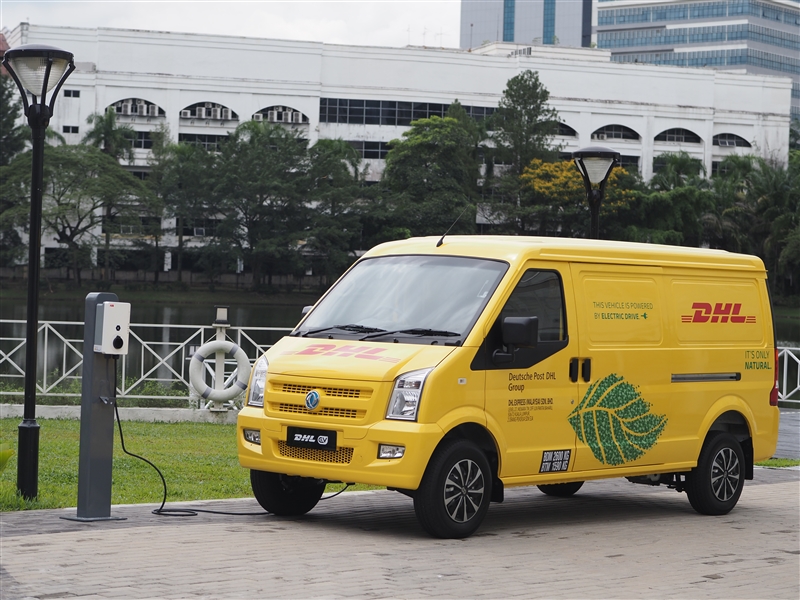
[386, 368, 432, 421]
[247, 355, 268, 408]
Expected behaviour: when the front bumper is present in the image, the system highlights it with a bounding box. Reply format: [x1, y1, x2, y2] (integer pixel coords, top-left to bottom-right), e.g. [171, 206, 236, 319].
[237, 406, 443, 490]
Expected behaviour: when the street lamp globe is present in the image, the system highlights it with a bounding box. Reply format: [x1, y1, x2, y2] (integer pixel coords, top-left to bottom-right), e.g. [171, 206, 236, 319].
[572, 146, 620, 240]
[2, 43, 75, 500]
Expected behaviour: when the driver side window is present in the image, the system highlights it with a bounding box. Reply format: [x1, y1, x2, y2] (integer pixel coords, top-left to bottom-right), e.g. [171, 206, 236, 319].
[500, 270, 566, 342]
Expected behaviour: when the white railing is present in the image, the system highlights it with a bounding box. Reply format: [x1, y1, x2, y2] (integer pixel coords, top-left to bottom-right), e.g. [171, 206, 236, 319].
[778, 346, 800, 407]
[0, 319, 798, 406]
[0, 319, 292, 404]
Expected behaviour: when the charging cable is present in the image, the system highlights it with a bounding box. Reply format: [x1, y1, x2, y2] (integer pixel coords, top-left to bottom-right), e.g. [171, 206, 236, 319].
[112, 400, 350, 515]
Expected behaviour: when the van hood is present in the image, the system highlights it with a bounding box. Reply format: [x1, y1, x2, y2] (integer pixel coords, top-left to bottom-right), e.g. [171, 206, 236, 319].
[265, 337, 458, 382]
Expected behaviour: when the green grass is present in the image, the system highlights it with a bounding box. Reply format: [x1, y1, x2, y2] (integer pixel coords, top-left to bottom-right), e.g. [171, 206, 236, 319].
[0, 418, 378, 511]
[755, 458, 800, 468]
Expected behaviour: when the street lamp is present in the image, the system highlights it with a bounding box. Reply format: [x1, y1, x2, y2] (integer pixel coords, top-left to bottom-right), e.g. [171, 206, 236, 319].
[572, 146, 620, 239]
[2, 44, 75, 499]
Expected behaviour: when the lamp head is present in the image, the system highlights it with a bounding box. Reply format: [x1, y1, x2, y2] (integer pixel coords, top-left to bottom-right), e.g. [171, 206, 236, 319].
[572, 146, 620, 187]
[2, 44, 75, 120]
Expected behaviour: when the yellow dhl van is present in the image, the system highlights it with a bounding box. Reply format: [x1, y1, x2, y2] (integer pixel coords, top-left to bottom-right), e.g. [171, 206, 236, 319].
[237, 236, 780, 538]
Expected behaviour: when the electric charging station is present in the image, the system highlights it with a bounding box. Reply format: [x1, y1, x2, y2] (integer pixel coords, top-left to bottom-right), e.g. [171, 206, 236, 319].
[62, 292, 131, 522]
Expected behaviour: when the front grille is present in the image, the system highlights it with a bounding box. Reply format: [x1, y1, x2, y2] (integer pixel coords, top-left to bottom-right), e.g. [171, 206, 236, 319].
[276, 403, 362, 419]
[278, 441, 353, 464]
[281, 383, 366, 399]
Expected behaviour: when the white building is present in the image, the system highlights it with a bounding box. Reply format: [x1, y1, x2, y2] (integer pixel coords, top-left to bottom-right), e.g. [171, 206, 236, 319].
[2, 22, 793, 268]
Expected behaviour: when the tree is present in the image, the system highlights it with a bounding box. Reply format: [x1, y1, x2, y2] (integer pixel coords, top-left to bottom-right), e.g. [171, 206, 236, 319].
[0, 75, 27, 167]
[381, 115, 478, 238]
[150, 131, 214, 283]
[0, 75, 29, 266]
[306, 138, 365, 286]
[82, 107, 136, 161]
[82, 107, 138, 279]
[490, 70, 559, 177]
[2, 144, 148, 284]
[215, 121, 311, 289]
[650, 151, 707, 191]
[506, 159, 638, 237]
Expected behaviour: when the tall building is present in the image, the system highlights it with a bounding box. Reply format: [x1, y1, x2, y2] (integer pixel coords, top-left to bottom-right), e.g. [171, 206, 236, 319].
[460, 0, 594, 48]
[596, 0, 800, 120]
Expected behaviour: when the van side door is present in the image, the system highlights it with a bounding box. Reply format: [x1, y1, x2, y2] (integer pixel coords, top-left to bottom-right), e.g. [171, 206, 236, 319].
[474, 263, 580, 478]
[569, 263, 674, 472]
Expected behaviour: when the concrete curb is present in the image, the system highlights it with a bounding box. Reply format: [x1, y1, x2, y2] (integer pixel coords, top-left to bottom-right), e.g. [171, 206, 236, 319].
[0, 403, 239, 424]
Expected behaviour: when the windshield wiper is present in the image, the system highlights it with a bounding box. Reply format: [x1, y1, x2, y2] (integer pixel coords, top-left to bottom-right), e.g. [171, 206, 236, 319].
[297, 324, 387, 337]
[360, 328, 461, 341]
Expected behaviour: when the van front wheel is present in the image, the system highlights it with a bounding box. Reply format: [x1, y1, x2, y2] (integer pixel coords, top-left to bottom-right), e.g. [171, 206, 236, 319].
[250, 470, 326, 516]
[685, 433, 745, 516]
[414, 439, 492, 539]
[537, 481, 584, 497]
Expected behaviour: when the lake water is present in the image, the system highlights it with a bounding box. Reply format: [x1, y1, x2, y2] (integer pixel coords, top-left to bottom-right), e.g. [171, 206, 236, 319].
[0, 297, 798, 344]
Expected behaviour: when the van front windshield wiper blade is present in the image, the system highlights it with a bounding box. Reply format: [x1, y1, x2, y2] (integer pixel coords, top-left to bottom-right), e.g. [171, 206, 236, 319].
[360, 328, 461, 341]
[297, 324, 387, 337]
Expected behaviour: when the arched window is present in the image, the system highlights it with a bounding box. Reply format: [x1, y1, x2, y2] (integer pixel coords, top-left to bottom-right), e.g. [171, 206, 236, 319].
[557, 122, 578, 137]
[111, 98, 165, 118]
[253, 105, 309, 124]
[655, 128, 702, 143]
[592, 124, 640, 141]
[179, 102, 239, 121]
[713, 133, 751, 148]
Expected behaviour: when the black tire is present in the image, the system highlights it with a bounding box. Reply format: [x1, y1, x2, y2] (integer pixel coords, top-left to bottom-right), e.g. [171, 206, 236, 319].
[413, 439, 492, 539]
[685, 433, 745, 516]
[537, 481, 584, 497]
[250, 470, 326, 516]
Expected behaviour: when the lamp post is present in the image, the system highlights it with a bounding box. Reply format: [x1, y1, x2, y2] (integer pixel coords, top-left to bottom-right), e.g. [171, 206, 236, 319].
[2, 44, 75, 499]
[572, 146, 620, 239]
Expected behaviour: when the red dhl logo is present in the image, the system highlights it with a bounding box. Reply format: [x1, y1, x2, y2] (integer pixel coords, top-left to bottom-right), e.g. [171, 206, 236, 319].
[681, 302, 756, 324]
[283, 344, 401, 363]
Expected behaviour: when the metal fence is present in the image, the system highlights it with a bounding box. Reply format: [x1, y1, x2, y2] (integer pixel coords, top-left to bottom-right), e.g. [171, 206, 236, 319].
[0, 319, 798, 407]
[0, 319, 292, 405]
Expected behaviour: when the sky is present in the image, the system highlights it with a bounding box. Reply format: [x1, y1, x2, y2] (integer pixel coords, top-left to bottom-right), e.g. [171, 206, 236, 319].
[0, 0, 462, 48]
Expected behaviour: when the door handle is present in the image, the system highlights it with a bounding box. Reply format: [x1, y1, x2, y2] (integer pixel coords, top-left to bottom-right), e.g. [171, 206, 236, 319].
[581, 358, 592, 382]
[569, 358, 579, 383]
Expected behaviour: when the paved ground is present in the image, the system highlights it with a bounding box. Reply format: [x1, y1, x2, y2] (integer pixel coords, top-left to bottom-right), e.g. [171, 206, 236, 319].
[776, 409, 800, 459]
[2, 467, 798, 600]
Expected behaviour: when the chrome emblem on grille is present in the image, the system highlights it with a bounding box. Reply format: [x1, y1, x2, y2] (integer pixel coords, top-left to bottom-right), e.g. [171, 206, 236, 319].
[305, 389, 321, 411]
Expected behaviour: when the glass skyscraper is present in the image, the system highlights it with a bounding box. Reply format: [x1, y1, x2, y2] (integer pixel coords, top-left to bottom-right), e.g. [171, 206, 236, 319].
[460, 0, 593, 49]
[596, 0, 799, 120]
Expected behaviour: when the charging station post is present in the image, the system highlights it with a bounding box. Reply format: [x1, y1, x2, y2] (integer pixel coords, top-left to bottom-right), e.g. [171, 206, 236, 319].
[63, 292, 131, 522]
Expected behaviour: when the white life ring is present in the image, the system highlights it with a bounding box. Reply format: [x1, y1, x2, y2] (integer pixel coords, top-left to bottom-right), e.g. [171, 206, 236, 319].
[189, 340, 251, 403]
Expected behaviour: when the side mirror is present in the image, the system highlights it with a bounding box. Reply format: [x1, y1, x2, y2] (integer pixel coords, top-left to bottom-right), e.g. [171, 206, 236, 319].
[502, 316, 538, 347]
[493, 316, 538, 364]
[301, 305, 313, 316]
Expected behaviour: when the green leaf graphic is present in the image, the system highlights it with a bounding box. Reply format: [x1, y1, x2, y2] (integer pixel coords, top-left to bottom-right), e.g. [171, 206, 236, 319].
[568, 374, 667, 466]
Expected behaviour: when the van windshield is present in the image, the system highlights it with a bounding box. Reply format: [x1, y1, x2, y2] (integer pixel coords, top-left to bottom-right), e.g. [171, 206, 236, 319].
[296, 255, 508, 344]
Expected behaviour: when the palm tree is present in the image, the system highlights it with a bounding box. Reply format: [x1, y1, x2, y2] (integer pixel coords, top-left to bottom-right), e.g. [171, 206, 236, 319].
[82, 107, 135, 161]
[82, 107, 137, 279]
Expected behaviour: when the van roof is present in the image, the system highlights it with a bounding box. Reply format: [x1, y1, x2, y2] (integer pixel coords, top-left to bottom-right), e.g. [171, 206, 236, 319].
[366, 236, 766, 272]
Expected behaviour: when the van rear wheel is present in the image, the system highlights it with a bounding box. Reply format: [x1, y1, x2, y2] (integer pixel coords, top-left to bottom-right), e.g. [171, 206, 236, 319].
[537, 481, 584, 497]
[250, 470, 326, 516]
[414, 439, 492, 539]
[685, 433, 745, 516]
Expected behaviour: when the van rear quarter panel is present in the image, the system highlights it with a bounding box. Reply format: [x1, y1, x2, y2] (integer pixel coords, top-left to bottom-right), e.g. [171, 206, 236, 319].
[665, 271, 777, 460]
